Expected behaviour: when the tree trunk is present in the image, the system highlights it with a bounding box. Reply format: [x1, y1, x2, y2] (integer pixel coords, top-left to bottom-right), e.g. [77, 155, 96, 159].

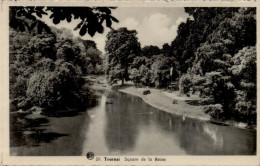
[121, 78, 124, 85]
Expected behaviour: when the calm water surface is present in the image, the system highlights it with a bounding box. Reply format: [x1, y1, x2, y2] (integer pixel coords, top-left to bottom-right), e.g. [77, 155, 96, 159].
[10, 91, 256, 155]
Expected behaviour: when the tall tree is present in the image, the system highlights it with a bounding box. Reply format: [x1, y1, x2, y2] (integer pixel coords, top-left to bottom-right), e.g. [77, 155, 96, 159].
[105, 27, 141, 85]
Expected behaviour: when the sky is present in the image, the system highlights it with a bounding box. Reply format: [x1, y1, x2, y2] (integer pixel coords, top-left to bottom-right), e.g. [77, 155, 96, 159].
[42, 7, 190, 53]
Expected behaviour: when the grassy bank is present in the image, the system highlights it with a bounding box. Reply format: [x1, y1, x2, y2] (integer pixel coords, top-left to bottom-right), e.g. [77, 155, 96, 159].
[85, 75, 250, 129]
[118, 85, 210, 120]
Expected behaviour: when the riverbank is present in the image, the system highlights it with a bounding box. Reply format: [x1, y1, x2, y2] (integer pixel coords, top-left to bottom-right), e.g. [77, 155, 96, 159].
[85, 75, 250, 129]
[118, 86, 210, 120]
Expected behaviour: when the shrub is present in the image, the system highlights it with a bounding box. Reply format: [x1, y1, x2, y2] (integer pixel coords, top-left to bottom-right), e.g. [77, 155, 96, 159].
[26, 60, 88, 110]
[203, 104, 224, 119]
[179, 74, 192, 95]
[27, 71, 59, 108]
[200, 97, 215, 105]
[29, 106, 43, 114]
[129, 68, 141, 86]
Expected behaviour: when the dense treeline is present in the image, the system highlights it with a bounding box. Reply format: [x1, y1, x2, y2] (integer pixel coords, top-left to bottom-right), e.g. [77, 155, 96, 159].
[105, 29, 179, 87]
[10, 6, 117, 113]
[10, 26, 103, 113]
[181, 8, 256, 125]
[10, 7, 256, 125]
[106, 7, 256, 125]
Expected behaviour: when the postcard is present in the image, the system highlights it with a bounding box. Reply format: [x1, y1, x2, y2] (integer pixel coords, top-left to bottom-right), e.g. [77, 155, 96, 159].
[1, 0, 259, 165]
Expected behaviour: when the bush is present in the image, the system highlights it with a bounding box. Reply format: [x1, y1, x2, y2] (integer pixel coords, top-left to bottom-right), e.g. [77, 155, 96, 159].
[26, 59, 88, 110]
[26, 70, 59, 108]
[204, 104, 224, 119]
[129, 68, 141, 86]
[29, 106, 43, 114]
[233, 90, 256, 124]
[150, 55, 176, 88]
[200, 97, 215, 105]
[179, 74, 192, 95]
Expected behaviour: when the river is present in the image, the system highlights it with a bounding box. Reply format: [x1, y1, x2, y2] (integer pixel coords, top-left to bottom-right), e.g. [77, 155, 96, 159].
[10, 90, 256, 156]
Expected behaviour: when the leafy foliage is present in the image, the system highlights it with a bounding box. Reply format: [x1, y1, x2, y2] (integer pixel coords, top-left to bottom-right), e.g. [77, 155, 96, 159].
[105, 27, 141, 85]
[229, 47, 256, 124]
[204, 104, 224, 119]
[174, 8, 256, 125]
[10, 7, 118, 37]
[9, 25, 94, 113]
[129, 65, 150, 86]
[128, 7, 256, 125]
[141, 45, 161, 58]
[150, 55, 178, 88]
[179, 74, 192, 95]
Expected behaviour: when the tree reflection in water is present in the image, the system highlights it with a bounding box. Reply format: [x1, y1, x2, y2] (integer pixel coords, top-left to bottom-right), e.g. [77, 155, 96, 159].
[104, 91, 256, 155]
[10, 91, 256, 155]
[10, 113, 68, 147]
[151, 108, 256, 155]
[10, 95, 96, 156]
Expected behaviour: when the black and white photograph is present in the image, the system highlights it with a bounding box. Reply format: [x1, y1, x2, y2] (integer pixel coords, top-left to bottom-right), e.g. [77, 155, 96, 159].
[5, 4, 257, 163]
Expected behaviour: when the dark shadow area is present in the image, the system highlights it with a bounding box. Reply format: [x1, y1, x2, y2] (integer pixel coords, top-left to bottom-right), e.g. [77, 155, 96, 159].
[42, 95, 98, 118]
[10, 130, 68, 147]
[10, 94, 99, 154]
[111, 84, 133, 91]
[42, 109, 82, 118]
[185, 100, 201, 106]
[209, 121, 230, 127]
[10, 113, 50, 130]
[10, 113, 68, 147]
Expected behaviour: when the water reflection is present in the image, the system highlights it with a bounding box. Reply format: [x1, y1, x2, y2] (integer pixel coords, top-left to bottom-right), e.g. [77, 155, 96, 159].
[104, 92, 140, 154]
[10, 90, 256, 155]
[146, 106, 256, 155]
[102, 92, 256, 155]
[10, 113, 68, 147]
[10, 95, 98, 156]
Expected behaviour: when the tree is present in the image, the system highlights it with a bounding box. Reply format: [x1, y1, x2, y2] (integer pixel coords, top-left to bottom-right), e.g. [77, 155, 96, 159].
[105, 27, 141, 85]
[172, 7, 256, 125]
[189, 7, 256, 76]
[141, 45, 161, 57]
[26, 59, 88, 109]
[10, 7, 119, 37]
[129, 56, 153, 86]
[229, 46, 256, 124]
[150, 55, 178, 88]
[162, 43, 171, 57]
[200, 72, 235, 119]
[51, 27, 74, 41]
[72, 37, 103, 75]
[9, 25, 93, 113]
[10, 7, 119, 114]
[85, 47, 102, 67]
[170, 8, 243, 74]
[179, 74, 192, 95]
